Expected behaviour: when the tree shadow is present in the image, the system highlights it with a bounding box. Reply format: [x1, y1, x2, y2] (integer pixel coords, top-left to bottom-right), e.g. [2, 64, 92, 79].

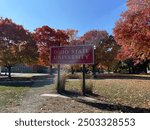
[0, 75, 54, 87]
[95, 74, 150, 80]
[60, 90, 150, 113]
[61, 89, 104, 98]
[61, 90, 82, 97]
[75, 98, 150, 113]
[31, 78, 54, 88]
[86, 93, 102, 98]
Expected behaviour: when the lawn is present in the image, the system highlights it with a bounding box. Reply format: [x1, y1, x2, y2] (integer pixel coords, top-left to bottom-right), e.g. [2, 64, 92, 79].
[0, 73, 150, 113]
[65, 74, 150, 110]
[0, 86, 30, 112]
[0, 73, 53, 112]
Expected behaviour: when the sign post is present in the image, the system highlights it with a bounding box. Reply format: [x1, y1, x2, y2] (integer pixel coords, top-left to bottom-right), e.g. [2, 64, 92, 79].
[82, 64, 86, 95]
[50, 45, 94, 95]
[57, 64, 61, 93]
[0, 66, 1, 75]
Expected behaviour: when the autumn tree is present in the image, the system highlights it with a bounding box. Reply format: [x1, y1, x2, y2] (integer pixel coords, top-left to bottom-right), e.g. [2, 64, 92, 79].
[95, 35, 120, 72]
[55, 29, 69, 46]
[65, 29, 78, 44]
[113, 0, 150, 73]
[65, 29, 80, 74]
[34, 26, 57, 67]
[34, 26, 69, 74]
[80, 30, 119, 73]
[80, 30, 108, 45]
[0, 18, 38, 78]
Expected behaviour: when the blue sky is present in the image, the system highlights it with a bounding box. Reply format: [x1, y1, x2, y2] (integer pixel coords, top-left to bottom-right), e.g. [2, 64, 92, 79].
[0, 0, 127, 36]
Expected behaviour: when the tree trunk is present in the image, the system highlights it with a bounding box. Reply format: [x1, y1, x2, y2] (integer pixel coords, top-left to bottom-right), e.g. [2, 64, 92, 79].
[71, 66, 74, 74]
[7, 66, 11, 79]
[49, 65, 53, 75]
[0, 66, 1, 75]
[128, 67, 131, 74]
[107, 67, 110, 73]
[132, 66, 135, 74]
[144, 61, 148, 74]
[5, 67, 7, 75]
[92, 64, 96, 76]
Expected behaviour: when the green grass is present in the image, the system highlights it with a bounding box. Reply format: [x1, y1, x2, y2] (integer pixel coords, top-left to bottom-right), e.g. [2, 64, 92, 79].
[0, 86, 30, 112]
[0, 73, 53, 112]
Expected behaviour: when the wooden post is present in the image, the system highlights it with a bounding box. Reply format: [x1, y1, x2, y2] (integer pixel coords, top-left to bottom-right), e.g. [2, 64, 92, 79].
[0, 66, 1, 75]
[49, 65, 53, 75]
[82, 64, 86, 96]
[93, 45, 96, 78]
[57, 64, 61, 93]
[82, 40, 86, 96]
[57, 43, 61, 93]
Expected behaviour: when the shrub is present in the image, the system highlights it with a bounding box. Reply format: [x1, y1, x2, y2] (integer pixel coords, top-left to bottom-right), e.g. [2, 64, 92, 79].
[85, 80, 94, 94]
[55, 74, 68, 93]
[85, 74, 93, 79]
[59, 74, 68, 92]
[67, 73, 82, 79]
[67, 73, 93, 79]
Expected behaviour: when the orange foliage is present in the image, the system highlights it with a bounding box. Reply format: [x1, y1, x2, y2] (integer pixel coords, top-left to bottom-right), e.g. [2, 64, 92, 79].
[0, 18, 38, 67]
[80, 30, 108, 45]
[34, 26, 69, 66]
[80, 30, 119, 69]
[65, 29, 78, 43]
[114, 0, 150, 63]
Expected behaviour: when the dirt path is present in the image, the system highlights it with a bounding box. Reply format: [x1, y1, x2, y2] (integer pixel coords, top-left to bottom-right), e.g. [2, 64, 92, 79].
[17, 78, 55, 113]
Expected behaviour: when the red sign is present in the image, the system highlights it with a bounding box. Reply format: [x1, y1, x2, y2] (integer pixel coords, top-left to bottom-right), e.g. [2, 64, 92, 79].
[50, 45, 94, 64]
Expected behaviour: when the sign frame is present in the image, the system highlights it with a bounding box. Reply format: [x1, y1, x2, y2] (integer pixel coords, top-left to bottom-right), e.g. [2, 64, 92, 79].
[50, 45, 94, 65]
